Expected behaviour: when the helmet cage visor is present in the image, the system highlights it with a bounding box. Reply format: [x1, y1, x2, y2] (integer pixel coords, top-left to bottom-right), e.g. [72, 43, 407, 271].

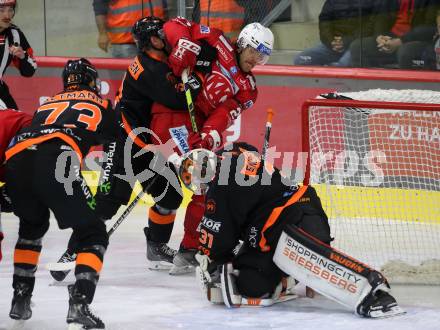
[179, 149, 217, 195]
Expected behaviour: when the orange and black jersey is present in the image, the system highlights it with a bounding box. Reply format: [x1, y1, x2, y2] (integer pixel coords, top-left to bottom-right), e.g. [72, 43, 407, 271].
[115, 51, 200, 141]
[6, 87, 119, 162]
[199, 147, 327, 263]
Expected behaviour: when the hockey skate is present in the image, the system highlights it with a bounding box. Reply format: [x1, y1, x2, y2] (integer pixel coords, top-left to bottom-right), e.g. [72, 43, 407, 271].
[169, 247, 198, 275]
[67, 285, 105, 330]
[9, 283, 33, 321]
[144, 227, 176, 270]
[50, 249, 77, 282]
[356, 289, 406, 318]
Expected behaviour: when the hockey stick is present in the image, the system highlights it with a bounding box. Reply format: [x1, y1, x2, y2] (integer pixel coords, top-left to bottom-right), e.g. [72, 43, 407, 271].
[182, 68, 199, 133]
[45, 189, 147, 272]
[261, 108, 274, 161]
[46, 175, 159, 273]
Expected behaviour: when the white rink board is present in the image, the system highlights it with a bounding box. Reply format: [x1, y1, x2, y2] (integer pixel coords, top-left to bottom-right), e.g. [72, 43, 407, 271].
[1, 208, 440, 330]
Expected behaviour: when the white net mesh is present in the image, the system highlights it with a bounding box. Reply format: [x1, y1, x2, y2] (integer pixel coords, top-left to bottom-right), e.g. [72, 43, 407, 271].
[307, 89, 440, 284]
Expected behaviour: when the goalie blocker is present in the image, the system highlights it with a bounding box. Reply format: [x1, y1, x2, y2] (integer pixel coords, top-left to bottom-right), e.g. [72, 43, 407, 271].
[273, 224, 405, 318]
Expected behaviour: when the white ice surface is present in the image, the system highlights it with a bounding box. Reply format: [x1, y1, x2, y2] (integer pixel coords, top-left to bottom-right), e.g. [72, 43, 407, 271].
[1, 208, 440, 330]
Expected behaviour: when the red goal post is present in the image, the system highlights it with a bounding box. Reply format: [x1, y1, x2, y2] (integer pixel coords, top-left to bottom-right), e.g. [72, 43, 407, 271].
[301, 97, 440, 284]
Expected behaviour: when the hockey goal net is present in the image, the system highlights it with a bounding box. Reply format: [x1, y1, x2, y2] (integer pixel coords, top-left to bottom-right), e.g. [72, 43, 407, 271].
[302, 89, 440, 284]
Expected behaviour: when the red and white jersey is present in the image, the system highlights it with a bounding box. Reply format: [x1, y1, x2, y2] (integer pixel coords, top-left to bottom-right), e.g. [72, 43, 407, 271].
[0, 109, 32, 181]
[164, 17, 258, 134]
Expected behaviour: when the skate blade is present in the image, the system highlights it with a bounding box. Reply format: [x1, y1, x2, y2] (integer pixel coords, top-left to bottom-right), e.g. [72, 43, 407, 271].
[45, 261, 75, 271]
[147, 260, 173, 271]
[370, 305, 406, 318]
[169, 264, 196, 275]
[67, 323, 86, 330]
[49, 280, 75, 287]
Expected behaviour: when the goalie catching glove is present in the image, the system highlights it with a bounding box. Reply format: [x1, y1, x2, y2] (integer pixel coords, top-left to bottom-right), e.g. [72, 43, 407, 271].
[169, 38, 201, 77]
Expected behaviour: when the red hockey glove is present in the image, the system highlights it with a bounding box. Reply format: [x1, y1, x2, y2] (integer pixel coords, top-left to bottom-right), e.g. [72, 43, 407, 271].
[168, 38, 201, 77]
[187, 130, 222, 151]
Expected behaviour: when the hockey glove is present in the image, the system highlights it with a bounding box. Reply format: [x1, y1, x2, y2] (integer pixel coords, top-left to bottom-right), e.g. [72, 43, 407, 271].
[195, 253, 224, 304]
[0, 186, 12, 213]
[169, 38, 201, 77]
[187, 130, 222, 151]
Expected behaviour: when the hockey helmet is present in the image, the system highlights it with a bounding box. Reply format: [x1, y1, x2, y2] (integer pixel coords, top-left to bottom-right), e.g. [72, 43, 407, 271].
[132, 16, 165, 51]
[237, 23, 274, 65]
[179, 149, 217, 195]
[0, 0, 16, 8]
[62, 58, 100, 93]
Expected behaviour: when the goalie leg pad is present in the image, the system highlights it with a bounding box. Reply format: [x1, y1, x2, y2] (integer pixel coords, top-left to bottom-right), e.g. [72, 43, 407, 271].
[273, 224, 405, 318]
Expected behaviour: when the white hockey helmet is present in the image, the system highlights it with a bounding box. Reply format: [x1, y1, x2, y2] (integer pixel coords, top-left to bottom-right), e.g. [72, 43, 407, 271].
[179, 149, 217, 195]
[0, 0, 16, 8]
[237, 22, 274, 65]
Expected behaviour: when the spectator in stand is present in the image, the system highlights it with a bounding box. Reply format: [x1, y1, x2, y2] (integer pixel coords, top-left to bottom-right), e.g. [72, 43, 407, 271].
[416, 9, 440, 69]
[350, 0, 440, 69]
[294, 0, 376, 67]
[193, 0, 245, 41]
[93, 0, 168, 58]
[0, 0, 37, 109]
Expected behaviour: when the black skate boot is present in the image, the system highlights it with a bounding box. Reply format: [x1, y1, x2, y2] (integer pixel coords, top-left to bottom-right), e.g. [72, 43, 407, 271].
[9, 282, 32, 320]
[144, 227, 176, 270]
[67, 285, 105, 329]
[50, 249, 77, 282]
[169, 246, 198, 275]
[357, 289, 405, 318]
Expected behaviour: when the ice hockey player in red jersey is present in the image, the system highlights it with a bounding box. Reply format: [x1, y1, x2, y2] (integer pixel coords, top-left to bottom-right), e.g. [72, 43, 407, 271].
[5, 58, 118, 329]
[0, 106, 32, 262]
[179, 143, 405, 318]
[150, 17, 274, 274]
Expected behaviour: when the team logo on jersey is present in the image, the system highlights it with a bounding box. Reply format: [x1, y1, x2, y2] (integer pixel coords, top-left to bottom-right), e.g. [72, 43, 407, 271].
[201, 216, 221, 232]
[169, 125, 190, 154]
[243, 100, 254, 109]
[128, 57, 144, 80]
[200, 25, 210, 33]
[206, 199, 216, 213]
[230, 66, 238, 75]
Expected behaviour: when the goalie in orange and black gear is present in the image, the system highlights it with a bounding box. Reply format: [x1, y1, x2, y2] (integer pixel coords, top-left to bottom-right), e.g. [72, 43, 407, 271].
[181, 142, 404, 317]
[4, 58, 119, 325]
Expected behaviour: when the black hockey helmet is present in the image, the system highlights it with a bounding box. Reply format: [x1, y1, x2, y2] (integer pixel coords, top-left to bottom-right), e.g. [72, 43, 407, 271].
[62, 58, 99, 92]
[131, 16, 165, 51]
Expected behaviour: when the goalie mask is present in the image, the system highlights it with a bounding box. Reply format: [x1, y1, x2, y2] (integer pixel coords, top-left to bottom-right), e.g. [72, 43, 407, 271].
[132, 16, 165, 51]
[179, 149, 217, 195]
[62, 58, 100, 93]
